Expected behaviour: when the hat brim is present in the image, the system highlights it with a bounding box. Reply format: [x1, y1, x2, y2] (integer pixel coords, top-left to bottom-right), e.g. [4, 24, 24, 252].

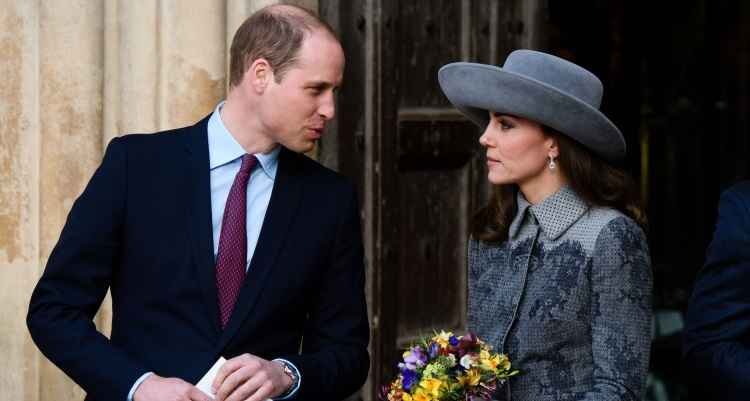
[438, 62, 626, 162]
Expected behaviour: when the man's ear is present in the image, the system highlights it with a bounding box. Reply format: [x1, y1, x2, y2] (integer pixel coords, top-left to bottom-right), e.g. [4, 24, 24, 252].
[247, 58, 275, 93]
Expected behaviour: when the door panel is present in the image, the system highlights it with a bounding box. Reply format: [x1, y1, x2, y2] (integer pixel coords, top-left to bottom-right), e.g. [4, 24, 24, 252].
[324, 1, 524, 399]
[396, 120, 478, 341]
[378, 0, 521, 392]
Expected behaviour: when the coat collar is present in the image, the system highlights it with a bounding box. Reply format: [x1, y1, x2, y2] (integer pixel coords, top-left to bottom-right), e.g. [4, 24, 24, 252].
[184, 115, 304, 343]
[207, 102, 281, 180]
[217, 146, 304, 349]
[508, 186, 589, 240]
[184, 115, 221, 336]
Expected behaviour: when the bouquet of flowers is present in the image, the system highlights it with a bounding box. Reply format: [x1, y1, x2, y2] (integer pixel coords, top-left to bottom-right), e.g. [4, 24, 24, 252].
[380, 331, 519, 401]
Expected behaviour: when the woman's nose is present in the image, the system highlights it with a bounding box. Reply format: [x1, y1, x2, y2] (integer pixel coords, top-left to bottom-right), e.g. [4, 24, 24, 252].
[479, 128, 492, 147]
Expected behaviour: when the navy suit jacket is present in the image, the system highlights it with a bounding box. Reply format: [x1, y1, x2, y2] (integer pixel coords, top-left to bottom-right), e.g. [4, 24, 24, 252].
[27, 116, 370, 401]
[684, 181, 750, 401]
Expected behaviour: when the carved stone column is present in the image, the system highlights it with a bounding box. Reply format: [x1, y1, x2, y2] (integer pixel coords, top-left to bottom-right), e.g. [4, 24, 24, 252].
[0, 5, 41, 401]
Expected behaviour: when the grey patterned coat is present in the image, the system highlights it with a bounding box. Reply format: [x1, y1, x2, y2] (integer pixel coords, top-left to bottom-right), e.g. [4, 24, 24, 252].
[468, 187, 652, 401]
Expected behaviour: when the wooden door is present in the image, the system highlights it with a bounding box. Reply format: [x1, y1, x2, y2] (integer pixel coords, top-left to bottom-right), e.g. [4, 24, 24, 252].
[374, 0, 525, 399]
[321, 1, 528, 399]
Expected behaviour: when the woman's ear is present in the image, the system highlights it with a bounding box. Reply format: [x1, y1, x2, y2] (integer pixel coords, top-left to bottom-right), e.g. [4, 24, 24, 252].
[546, 136, 560, 159]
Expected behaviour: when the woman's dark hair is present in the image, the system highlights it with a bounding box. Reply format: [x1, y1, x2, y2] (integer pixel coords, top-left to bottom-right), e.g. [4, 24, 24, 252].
[471, 127, 646, 244]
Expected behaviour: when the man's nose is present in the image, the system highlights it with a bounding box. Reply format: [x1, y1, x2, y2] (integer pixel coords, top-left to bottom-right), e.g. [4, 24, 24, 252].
[319, 92, 335, 120]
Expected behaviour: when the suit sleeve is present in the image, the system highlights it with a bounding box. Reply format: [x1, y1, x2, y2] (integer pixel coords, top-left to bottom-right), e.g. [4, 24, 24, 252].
[583, 216, 653, 401]
[281, 185, 370, 400]
[27, 137, 150, 401]
[684, 184, 750, 400]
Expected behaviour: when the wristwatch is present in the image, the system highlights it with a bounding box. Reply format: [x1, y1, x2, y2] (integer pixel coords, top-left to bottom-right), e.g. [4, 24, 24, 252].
[276, 360, 300, 397]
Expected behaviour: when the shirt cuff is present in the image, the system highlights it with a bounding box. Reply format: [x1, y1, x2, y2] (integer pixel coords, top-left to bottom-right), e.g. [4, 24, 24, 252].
[127, 372, 154, 401]
[272, 359, 301, 400]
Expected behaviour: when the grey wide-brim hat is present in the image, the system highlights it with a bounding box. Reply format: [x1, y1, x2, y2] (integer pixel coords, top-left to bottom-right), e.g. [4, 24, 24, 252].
[438, 49, 626, 162]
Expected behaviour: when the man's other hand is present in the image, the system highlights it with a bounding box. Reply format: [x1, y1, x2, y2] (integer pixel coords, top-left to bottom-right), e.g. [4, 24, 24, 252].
[134, 374, 211, 401]
[212, 354, 292, 401]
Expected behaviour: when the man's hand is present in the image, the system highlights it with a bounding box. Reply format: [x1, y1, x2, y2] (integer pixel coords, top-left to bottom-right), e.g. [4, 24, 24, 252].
[212, 354, 292, 401]
[134, 374, 211, 401]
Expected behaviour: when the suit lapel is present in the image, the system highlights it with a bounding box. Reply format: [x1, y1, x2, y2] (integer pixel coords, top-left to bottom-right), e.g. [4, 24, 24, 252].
[184, 115, 222, 337]
[218, 147, 304, 349]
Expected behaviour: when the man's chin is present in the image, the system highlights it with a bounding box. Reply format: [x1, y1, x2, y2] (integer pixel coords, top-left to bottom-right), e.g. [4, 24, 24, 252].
[288, 141, 316, 154]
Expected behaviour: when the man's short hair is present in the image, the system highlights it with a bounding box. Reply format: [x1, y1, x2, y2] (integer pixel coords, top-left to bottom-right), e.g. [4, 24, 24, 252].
[229, 4, 338, 86]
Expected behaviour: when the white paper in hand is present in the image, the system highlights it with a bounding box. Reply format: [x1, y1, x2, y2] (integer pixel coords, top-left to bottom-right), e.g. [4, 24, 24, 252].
[196, 357, 227, 399]
[195, 357, 272, 401]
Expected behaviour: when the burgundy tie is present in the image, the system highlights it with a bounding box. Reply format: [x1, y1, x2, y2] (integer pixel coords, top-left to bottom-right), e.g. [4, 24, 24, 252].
[216, 154, 257, 329]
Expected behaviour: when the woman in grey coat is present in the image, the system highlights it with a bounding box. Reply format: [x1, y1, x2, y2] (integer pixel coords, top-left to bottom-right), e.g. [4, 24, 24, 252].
[438, 50, 652, 401]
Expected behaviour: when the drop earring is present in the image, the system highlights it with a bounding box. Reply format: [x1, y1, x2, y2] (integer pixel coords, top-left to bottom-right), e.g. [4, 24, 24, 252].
[548, 156, 557, 171]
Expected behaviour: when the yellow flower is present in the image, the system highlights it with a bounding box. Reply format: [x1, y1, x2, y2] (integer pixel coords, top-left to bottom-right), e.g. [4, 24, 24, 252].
[497, 354, 512, 371]
[412, 389, 430, 401]
[459, 368, 482, 387]
[420, 378, 443, 398]
[480, 350, 501, 371]
[402, 393, 412, 401]
[433, 330, 452, 348]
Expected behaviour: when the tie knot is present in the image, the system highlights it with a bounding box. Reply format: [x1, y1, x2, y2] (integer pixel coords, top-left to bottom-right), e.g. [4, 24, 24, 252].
[239, 154, 258, 175]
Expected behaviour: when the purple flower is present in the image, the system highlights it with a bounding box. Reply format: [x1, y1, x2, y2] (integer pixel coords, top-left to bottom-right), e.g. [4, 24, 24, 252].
[401, 346, 427, 370]
[401, 369, 420, 391]
[461, 332, 479, 346]
[457, 332, 480, 357]
[429, 342, 440, 358]
[449, 335, 459, 346]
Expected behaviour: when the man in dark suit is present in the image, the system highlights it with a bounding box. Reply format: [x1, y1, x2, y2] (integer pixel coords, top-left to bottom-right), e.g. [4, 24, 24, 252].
[27, 4, 369, 401]
[684, 181, 750, 401]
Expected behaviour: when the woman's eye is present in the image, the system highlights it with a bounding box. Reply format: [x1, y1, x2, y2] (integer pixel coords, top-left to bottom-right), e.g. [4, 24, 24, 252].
[499, 120, 513, 130]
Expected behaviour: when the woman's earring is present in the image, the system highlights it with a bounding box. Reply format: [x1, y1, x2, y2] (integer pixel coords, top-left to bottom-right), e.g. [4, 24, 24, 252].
[548, 156, 557, 171]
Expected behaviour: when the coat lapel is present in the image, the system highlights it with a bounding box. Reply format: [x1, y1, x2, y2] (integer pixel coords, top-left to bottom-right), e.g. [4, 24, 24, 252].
[184, 115, 222, 337]
[218, 148, 304, 349]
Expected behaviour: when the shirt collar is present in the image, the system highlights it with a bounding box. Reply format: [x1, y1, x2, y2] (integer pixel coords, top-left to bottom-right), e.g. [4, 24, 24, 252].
[207, 101, 279, 179]
[508, 186, 589, 240]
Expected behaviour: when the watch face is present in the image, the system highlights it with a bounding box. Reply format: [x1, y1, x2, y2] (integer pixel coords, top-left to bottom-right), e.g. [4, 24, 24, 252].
[283, 363, 298, 381]
[277, 362, 298, 397]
